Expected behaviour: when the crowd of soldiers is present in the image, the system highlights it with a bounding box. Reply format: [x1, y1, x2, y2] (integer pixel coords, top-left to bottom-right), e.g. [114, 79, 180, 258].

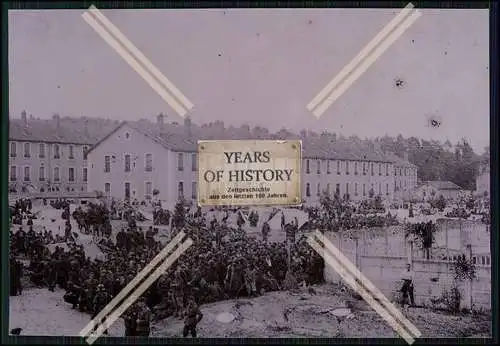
[9, 199, 325, 338]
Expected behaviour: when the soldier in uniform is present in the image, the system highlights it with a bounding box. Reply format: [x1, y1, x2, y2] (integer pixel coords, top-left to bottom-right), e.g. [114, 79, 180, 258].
[123, 304, 138, 337]
[135, 299, 152, 337]
[172, 269, 186, 318]
[183, 297, 203, 338]
[9, 256, 23, 296]
[64, 281, 82, 309]
[261, 222, 270, 243]
[91, 284, 110, 335]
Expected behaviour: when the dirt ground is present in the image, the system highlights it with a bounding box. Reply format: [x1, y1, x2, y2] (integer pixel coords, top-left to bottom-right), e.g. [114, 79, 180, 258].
[152, 285, 491, 338]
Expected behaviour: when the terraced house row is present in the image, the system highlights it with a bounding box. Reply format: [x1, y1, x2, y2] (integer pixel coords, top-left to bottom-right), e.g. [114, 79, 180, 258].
[9, 112, 418, 208]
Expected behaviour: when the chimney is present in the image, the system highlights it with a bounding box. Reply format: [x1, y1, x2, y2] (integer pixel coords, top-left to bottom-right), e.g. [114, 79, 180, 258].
[184, 116, 192, 137]
[52, 113, 61, 134]
[84, 119, 89, 137]
[21, 110, 27, 128]
[157, 113, 165, 131]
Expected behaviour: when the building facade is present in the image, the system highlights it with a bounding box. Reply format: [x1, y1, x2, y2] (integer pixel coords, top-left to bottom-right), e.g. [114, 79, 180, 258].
[87, 116, 419, 209]
[414, 181, 463, 201]
[8, 112, 115, 196]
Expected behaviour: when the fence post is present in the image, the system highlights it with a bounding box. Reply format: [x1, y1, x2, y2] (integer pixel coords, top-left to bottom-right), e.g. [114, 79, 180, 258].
[384, 227, 389, 256]
[407, 240, 414, 267]
[355, 236, 361, 269]
[466, 244, 473, 311]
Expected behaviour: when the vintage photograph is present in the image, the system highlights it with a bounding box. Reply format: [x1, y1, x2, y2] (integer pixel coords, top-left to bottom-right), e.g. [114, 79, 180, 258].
[7, 7, 491, 340]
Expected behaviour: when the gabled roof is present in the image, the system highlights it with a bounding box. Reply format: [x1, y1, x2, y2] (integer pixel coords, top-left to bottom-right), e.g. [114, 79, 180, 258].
[9, 116, 119, 145]
[422, 181, 462, 190]
[72, 118, 416, 165]
[384, 152, 417, 168]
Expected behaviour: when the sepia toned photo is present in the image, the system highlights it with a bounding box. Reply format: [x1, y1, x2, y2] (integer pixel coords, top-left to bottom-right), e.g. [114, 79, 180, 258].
[7, 6, 491, 341]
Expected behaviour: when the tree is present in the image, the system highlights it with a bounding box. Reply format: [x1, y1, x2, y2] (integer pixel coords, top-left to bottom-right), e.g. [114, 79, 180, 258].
[405, 221, 437, 259]
[307, 191, 354, 233]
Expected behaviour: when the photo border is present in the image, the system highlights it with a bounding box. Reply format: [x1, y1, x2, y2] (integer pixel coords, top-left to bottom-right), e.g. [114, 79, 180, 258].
[1, 1, 498, 344]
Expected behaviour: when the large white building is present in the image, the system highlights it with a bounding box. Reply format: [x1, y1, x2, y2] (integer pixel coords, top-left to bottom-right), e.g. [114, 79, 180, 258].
[8, 112, 116, 195]
[86, 115, 418, 209]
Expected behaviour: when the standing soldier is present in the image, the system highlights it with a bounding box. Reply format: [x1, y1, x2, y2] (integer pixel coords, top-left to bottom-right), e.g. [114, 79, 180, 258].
[9, 256, 23, 296]
[135, 299, 152, 337]
[261, 221, 270, 243]
[91, 284, 111, 335]
[183, 297, 203, 338]
[123, 304, 138, 337]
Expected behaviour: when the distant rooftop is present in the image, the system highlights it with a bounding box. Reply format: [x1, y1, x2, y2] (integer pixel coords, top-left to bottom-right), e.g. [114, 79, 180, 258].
[9, 112, 118, 145]
[422, 181, 463, 190]
[9, 113, 414, 166]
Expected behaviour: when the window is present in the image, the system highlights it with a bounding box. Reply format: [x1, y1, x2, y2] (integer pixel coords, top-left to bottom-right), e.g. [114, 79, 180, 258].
[54, 167, 60, 182]
[346, 161, 350, 175]
[10, 166, 16, 181]
[83, 146, 89, 160]
[69, 145, 74, 159]
[125, 132, 130, 139]
[145, 153, 153, 172]
[54, 144, 60, 159]
[405, 168, 408, 176]
[306, 183, 311, 197]
[145, 182, 153, 198]
[378, 163, 382, 176]
[83, 168, 88, 182]
[178, 182, 184, 199]
[10, 142, 16, 157]
[385, 163, 389, 176]
[316, 160, 321, 174]
[39, 166, 45, 181]
[363, 184, 366, 196]
[306, 160, 310, 174]
[39, 143, 45, 158]
[327, 183, 331, 194]
[24, 143, 30, 158]
[346, 182, 349, 195]
[24, 166, 30, 181]
[386, 183, 389, 195]
[104, 156, 111, 173]
[336, 184, 340, 195]
[192, 182, 197, 199]
[124, 155, 131, 172]
[327, 161, 331, 174]
[354, 162, 358, 175]
[105, 183, 111, 194]
[178, 153, 184, 171]
[355, 183, 358, 196]
[378, 182, 381, 195]
[69, 168, 75, 182]
[191, 153, 197, 171]
[337, 161, 341, 175]
[316, 183, 321, 196]
[363, 162, 366, 175]
[371, 163, 374, 176]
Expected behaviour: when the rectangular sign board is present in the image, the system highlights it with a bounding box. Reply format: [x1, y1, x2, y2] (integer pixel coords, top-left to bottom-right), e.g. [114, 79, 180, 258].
[197, 140, 302, 207]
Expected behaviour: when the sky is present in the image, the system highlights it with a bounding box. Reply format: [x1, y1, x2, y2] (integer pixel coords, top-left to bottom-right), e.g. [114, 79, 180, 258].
[8, 8, 490, 153]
